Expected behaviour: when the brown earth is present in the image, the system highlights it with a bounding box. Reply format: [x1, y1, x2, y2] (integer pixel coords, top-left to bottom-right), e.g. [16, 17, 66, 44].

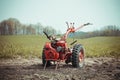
[0, 57, 120, 80]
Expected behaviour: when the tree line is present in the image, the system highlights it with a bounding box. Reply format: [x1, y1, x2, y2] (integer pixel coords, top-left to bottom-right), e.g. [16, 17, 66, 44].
[72, 25, 120, 38]
[0, 18, 120, 38]
[0, 18, 57, 35]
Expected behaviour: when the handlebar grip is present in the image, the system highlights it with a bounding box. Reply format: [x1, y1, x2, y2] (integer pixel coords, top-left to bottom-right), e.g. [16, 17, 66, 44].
[84, 23, 93, 26]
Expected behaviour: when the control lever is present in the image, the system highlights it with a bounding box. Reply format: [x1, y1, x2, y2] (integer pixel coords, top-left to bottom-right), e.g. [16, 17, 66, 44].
[43, 31, 50, 40]
[70, 40, 77, 45]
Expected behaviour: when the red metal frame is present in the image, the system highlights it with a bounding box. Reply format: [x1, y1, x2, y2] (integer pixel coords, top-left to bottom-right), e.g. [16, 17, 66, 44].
[43, 22, 91, 62]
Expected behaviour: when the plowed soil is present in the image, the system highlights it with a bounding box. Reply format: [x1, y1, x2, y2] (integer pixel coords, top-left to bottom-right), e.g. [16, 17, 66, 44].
[0, 57, 120, 80]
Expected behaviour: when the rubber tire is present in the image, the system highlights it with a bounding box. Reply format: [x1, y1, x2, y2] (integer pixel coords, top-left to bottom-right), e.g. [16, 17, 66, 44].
[72, 44, 85, 68]
[42, 51, 51, 67]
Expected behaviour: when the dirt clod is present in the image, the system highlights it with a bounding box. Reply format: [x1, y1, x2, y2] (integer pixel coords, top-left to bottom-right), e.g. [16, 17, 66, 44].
[0, 57, 119, 80]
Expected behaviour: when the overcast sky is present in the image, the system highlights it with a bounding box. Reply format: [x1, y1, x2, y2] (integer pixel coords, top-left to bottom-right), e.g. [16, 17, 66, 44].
[0, 0, 120, 32]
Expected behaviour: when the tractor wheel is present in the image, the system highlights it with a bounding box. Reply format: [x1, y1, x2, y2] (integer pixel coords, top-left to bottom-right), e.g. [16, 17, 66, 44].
[72, 44, 85, 68]
[42, 51, 51, 67]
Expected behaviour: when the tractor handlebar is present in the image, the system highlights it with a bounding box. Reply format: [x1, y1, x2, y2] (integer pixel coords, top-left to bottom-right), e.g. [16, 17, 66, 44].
[43, 22, 92, 41]
[60, 22, 93, 41]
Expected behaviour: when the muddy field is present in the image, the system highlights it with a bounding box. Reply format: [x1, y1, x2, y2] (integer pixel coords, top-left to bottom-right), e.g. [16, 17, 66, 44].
[0, 57, 120, 80]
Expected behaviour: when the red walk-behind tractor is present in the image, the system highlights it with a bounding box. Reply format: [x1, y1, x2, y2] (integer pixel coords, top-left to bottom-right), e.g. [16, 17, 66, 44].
[42, 22, 92, 70]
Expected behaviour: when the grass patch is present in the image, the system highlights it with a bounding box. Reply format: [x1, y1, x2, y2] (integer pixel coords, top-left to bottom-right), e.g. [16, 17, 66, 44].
[75, 37, 120, 58]
[0, 35, 120, 59]
[0, 35, 48, 58]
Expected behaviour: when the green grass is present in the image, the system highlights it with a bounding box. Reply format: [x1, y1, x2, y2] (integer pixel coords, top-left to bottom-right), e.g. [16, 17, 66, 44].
[71, 37, 120, 58]
[0, 35, 120, 59]
[0, 35, 48, 58]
